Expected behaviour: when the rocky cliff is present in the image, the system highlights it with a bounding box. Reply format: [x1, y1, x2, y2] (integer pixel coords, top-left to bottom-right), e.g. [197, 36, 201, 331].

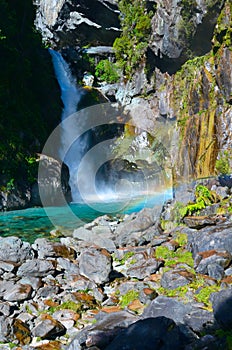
[34, 0, 120, 47]
[34, 0, 231, 189]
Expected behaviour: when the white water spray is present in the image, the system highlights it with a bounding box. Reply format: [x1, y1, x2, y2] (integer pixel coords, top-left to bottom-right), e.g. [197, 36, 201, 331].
[49, 49, 89, 201]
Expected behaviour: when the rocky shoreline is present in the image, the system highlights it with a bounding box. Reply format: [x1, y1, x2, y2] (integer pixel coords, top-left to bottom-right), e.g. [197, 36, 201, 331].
[0, 179, 232, 349]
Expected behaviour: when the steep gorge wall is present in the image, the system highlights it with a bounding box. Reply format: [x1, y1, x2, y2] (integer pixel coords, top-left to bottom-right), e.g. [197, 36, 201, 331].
[34, 0, 232, 188]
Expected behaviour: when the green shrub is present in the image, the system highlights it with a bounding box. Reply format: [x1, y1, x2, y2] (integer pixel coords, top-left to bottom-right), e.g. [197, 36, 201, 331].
[95, 59, 119, 83]
[215, 150, 231, 175]
[113, 0, 154, 78]
[179, 185, 217, 217]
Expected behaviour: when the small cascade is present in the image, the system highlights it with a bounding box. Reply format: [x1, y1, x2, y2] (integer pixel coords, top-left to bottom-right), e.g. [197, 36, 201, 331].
[49, 49, 88, 201]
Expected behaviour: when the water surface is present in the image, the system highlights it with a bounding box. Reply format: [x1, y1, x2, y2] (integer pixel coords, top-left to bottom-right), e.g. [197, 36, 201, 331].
[0, 190, 172, 243]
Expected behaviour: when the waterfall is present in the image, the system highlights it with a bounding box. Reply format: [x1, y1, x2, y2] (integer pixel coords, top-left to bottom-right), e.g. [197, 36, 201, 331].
[49, 49, 173, 206]
[49, 49, 88, 201]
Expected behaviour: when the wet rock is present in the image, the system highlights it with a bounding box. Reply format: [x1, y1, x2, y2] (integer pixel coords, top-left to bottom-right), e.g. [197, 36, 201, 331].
[35, 0, 120, 48]
[4, 283, 32, 302]
[184, 216, 219, 229]
[105, 317, 185, 350]
[211, 185, 230, 199]
[17, 259, 55, 277]
[57, 257, 79, 275]
[0, 316, 12, 342]
[187, 221, 232, 256]
[73, 227, 116, 252]
[33, 238, 76, 260]
[212, 288, 232, 329]
[161, 269, 193, 290]
[184, 309, 215, 333]
[31, 155, 71, 206]
[0, 261, 16, 273]
[114, 207, 161, 247]
[208, 263, 225, 280]
[0, 302, 11, 316]
[13, 319, 31, 345]
[142, 296, 193, 324]
[126, 258, 161, 280]
[79, 248, 112, 284]
[195, 250, 231, 275]
[219, 174, 232, 188]
[32, 315, 66, 339]
[0, 237, 32, 263]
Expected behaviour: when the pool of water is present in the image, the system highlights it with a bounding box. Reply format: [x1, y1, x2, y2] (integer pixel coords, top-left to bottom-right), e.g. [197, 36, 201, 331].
[0, 190, 172, 243]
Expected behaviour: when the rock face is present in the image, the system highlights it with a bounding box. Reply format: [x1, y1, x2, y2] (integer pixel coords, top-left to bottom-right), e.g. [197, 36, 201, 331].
[149, 0, 225, 71]
[35, 0, 120, 47]
[31, 154, 71, 206]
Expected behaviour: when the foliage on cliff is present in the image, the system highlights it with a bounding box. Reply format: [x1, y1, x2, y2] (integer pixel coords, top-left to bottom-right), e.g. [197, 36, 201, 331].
[0, 0, 61, 185]
[113, 0, 154, 78]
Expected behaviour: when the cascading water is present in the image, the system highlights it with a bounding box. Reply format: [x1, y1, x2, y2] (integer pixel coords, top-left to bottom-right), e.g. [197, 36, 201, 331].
[49, 49, 89, 201]
[49, 49, 173, 207]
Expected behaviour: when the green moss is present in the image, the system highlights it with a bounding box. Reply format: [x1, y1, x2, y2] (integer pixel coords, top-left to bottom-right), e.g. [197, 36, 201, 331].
[175, 233, 188, 247]
[155, 246, 176, 260]
[48, 301, 81, 314]
[215, 150, 232, 175]
[119, 290, 139, 308]
[158, 285, 189, 299]
[158, 275, 219, 308]
[155, 246, 194, 268]
[194, 285, 221, 306]
[216, 329, 232, 349]
[113, 251, 135, 265]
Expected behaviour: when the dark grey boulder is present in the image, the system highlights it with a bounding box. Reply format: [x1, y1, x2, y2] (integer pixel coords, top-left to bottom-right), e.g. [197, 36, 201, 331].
[0, 316, 12, 342]
[195, 250, 231, 276]
[142, 296, 193, 324]
[184, 309, 215, 333]
[126, 258, 161, 280]
[32, 317, 66, 339]
[161, 270, 193, 290]
[105, 317, 185, 350]
[114, 207, 162, 247]
[17, 259, 55, 277]
[79, 248, 112, 284]
[187, 221, 232, 256]
[207, 263, 225, 280]
[212, 288, 232, 329]
[67, 310, 137, 349]
[0, 237, 32, 263]
[4, 283, 32, 302]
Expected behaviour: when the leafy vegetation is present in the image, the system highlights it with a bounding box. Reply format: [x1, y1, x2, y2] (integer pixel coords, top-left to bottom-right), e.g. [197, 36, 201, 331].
[215, 150, 232, 175]
[179, 185, 218, 218]
[113, 0, 154, 78]
[47, 301, 81, 314]
[95, 59, 119, 83]
[216, 329, 232, 349]
[158, 275, 220, 309]
[155, 246, 194, 268]
[119, 290, 139, 308]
